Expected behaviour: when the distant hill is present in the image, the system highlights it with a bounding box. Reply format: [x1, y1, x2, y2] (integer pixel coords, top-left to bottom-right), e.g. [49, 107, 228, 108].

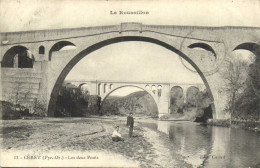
[101, 91, 158, 117]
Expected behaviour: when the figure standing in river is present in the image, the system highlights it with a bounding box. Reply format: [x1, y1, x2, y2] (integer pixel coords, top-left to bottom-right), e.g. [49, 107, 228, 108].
[126, 112, 134, 137]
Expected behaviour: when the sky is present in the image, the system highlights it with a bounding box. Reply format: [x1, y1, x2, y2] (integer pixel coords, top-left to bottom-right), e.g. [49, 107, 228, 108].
[66, 41, 204, 96]
[65, 42, 203, 83]
[1, 0, 258, 96]
[1, 0, 260, 32]
[109, 87, 143, 97]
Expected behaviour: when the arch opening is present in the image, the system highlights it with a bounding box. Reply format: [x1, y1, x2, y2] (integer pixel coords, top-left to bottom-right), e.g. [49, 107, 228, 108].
[233, 42, 260, 56]
[98, 84, 101, 95]
[39, 46, 45, 54]
[1, 46, 35, 68]
[110, 84, 113, 89]
[100, 86, 159, 117]
[49, 41, 76, 61]
[48, 36, 216, 118]
[151, 85, 156, 94]
[170, 86, 184, 114]
[169, 85, 213, 122]
[188, 42, 216, 57]
[157, 85, 162, 97]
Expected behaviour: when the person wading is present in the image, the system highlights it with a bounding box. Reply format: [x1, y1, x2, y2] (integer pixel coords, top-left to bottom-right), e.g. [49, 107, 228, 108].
[126, 112, 134, 137]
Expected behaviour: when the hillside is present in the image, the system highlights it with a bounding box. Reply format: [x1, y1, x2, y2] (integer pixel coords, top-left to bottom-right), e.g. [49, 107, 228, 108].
[101, 91, 158, 117]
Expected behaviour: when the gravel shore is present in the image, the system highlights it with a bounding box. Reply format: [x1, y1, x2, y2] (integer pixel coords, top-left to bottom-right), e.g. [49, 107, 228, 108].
[1, 117, 191, 167]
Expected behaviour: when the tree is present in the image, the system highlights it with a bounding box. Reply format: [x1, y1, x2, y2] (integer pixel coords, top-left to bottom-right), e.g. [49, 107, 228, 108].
[32, 99, 47, 117]
[222, 59, 249, 117]
[248, 57, 260, 98]
[233, 56, 260, 120]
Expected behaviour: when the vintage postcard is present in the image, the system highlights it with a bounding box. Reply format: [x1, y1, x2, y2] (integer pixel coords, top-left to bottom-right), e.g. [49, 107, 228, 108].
[0, 0, 260, 167]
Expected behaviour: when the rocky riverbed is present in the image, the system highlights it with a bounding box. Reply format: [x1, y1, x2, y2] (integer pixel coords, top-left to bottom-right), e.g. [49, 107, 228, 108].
[0, 117, 192, 167]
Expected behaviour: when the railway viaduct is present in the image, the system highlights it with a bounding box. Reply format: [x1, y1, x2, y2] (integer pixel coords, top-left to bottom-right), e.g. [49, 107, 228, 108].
[69, 80, 206, 117]
[1, 22, 259, 119]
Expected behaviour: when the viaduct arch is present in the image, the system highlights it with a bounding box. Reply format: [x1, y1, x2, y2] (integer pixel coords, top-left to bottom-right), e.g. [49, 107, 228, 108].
[1, 23, 260, 119]
[100, 85, 159, 115]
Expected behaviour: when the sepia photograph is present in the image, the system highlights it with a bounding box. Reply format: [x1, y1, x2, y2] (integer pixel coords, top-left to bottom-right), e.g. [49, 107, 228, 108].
[0, 0, 260, 167]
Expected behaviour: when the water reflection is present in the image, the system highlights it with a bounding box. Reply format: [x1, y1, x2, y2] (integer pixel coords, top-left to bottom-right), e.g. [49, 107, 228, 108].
[142, 121, 260, 168]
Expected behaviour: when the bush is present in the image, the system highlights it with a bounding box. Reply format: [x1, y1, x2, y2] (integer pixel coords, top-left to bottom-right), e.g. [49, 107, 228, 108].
[207, 119, 230, 127]
[159, 114, 170, 120]
[87, 95, 101, 115]
[32, 100, 47, 117]
[1, 101, 23, 120]
[231, 119, 260, 129]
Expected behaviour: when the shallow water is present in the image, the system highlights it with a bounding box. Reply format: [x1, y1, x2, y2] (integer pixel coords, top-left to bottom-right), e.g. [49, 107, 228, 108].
[141, 121, 260, 168]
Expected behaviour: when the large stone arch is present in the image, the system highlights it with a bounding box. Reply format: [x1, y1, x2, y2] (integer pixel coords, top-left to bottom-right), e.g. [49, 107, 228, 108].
[46, 36, 215, 117]
[100, 85, 159, 114]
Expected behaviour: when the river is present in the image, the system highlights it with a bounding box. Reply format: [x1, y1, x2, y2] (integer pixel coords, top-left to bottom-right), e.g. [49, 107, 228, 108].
[140, 120, 260, 168]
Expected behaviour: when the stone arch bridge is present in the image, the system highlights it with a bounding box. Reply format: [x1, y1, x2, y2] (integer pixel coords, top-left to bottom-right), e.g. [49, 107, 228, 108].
[69, 80, 206, 117]
[1, 22, 259, 119]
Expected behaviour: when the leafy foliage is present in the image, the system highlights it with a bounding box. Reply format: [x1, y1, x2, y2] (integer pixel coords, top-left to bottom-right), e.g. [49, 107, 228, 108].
[222, 51, 260, 121]
[101, 91, 158, 117]
[232, 58, 260, 120]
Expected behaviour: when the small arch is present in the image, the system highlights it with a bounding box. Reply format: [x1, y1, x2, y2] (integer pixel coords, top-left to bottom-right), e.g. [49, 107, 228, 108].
[188, 43, 216, 57]
[233, 42, 260, 56]
[151, 85, 156, 94]
[78, 83, 88, 90]
[98, 83, 101, 95]
[1, 45, 35, 68]
[39, 46, 45, 54]
[145, 84, 149, 89]
[79, 83, 90, 96]
[186, 86, 199, 104]
[157, 85, 162, 96]
[170, 86, 184, 97]
[104, 84, 107, 93]
[49, 41, 76, 61]
[110, 84, 113, 89]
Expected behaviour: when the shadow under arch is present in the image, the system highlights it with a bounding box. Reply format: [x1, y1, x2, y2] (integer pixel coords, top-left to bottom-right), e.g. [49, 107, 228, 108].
[48, 36, 216, 117]
[170, 86, 184, 100]
[188, 42, 217, 58]
[49, 41, 76, 61]
[100, 85, 159, 115]
[1, 45, 35, 68]
[233, 42, 260, 56]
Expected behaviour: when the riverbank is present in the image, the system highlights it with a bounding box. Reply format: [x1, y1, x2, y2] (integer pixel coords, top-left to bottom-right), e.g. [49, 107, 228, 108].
[0, 117, 192, 167]
[207, 119, 260, 131]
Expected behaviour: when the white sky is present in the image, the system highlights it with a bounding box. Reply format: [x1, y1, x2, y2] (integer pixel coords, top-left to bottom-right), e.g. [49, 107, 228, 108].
[65, 42, 203, 83]
[110, 87, 143, 97]
[1, 0, 260, 32]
